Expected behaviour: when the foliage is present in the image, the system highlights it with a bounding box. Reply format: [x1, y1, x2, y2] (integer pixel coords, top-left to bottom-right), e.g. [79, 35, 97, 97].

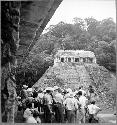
[15, 52, 54, 94]
[15, 17, 116, 92]
[85, 64, 116, 110]
[40, 17, 116, 72]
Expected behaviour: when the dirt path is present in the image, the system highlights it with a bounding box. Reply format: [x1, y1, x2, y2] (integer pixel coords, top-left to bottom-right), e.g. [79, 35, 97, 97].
[97, 113, 116, 123]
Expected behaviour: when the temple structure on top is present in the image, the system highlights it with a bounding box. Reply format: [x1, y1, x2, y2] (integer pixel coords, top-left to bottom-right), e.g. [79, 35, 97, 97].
[54, 50, 96, 66]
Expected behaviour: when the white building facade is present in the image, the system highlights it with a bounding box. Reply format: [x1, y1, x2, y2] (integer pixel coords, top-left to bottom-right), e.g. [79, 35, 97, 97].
[54, 50, 96, 66]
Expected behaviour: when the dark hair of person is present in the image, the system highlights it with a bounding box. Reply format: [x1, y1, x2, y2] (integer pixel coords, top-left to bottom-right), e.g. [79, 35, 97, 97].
[63, 90, 67, 94]
[78, 91, 82, 96]
[46, 90, 51, 93]
[33, 91, 38, 98]
[89, 85, 92, 88]
[79, 87, 82, 90]
[18, 105, 22, 111]
[38, 89, 43, 93]
[91, 100, 95, 104]
[79, 86, 83, 90]
[33, 110, 39, 118]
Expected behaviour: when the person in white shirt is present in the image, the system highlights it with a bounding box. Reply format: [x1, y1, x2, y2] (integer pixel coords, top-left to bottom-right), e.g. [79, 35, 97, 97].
[87, 100, 101, 123]
[54, 88, 63, 104]
[43, 89, 53, 123]
[53, 87, 64, 123]
[63, 92, 79, 123]
[37, 89, 44, 113]
[78, 91, 88, 123]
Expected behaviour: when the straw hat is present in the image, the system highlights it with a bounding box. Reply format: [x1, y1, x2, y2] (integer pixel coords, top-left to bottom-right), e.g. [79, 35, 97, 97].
[53, 86, 59, 90]
[23, 85, 28, 89]
[45, 87, 54, 91]
[27, 88, 32, 92]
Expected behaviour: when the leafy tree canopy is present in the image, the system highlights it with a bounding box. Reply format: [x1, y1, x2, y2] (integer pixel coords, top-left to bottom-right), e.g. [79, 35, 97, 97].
[16, 17, 116, 90]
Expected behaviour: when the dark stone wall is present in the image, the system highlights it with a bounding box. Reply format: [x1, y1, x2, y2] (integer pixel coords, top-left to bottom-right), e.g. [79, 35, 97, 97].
[17, 0, 63, 64]
[1, 0, 62, 122]
[1, 1, 21, 122]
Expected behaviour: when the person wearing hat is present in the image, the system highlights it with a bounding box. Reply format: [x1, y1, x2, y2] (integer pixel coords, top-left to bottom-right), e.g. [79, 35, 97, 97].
[20, 85, 28, 100]
[86, 85, 97, 101]
[87, 100, 101, 123]
[43, 88, 53, 123]
[53, 86, 64, 123]
[63, 92, 79, 123]
[32, 87, 39, 110]
[20, 85, 28, 112]
[37, 88, 44, 113]
[26, 88, 34, 103]
[64, 88, 72, 100]
[33, 86, 39, 98]
[27, 88, 33, 97]
[77, 91, 88, 123]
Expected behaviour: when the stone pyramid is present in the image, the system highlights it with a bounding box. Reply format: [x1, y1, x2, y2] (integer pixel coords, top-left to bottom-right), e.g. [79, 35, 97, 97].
[33, 63, 116, 110]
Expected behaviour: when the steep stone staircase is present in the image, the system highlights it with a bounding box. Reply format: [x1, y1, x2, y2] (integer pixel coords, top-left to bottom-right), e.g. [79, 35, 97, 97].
[33, 63, 92, 90]
[52, 64, 81, 90]
[32, 63, 116, 112]
[75, 64, 91, 90]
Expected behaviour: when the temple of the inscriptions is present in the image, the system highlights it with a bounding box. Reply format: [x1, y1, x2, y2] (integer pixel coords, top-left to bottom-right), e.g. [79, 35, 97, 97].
[54, 50, 96, 66]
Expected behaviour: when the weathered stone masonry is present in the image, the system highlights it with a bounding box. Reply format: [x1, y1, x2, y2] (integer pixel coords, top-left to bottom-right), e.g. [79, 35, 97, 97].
[1, 0, 62, 122]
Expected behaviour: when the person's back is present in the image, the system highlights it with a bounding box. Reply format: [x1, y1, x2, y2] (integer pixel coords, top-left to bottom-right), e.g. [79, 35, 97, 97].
[63, 93, 78, 123]
[77, 91, 88, 123]
[87, 100, 101, 123]
[88, 104, 100, 115]
[79, 95, 88, 108]
[43, 93, 53, 105]
[88, 101, 101, 115]
[63, 95, 78, 111]
[43, 90, 53, 123]
[54, 91, 63, 104]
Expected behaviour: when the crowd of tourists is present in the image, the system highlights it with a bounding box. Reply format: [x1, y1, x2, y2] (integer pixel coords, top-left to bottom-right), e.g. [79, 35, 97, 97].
[16, 84, 102, 123]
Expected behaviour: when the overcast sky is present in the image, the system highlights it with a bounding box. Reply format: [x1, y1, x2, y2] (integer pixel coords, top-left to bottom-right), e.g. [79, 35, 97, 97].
[44, 0, 116, 32]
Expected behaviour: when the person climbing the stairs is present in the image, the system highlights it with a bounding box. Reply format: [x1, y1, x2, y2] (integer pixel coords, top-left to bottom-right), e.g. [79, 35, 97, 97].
[86, 85, 97, 102]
